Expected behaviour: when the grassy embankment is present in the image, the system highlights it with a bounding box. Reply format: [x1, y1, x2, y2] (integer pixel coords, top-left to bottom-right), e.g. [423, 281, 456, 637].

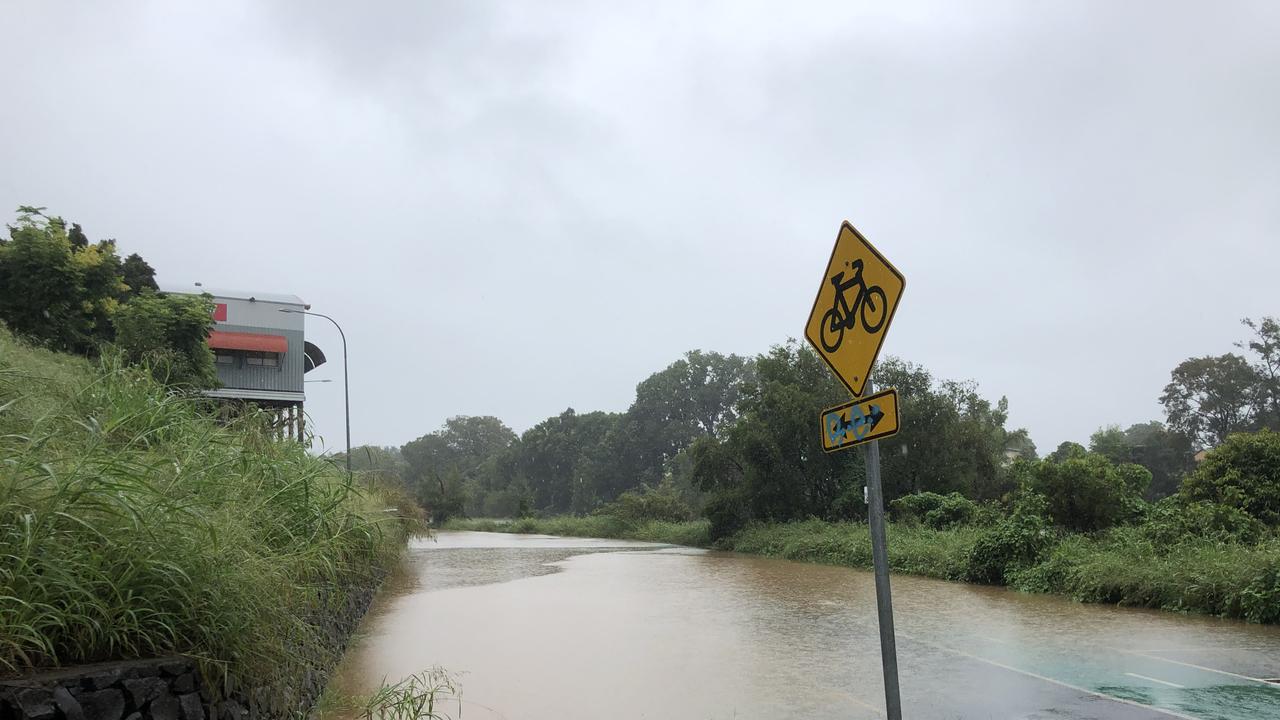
[0, 327, 416, 681]
[443, 515, 1280, 623]
[445, 515, 712, 548]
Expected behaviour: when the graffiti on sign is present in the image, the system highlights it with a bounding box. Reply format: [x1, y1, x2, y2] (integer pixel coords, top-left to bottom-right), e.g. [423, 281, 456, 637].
[820, 387, 901, 453]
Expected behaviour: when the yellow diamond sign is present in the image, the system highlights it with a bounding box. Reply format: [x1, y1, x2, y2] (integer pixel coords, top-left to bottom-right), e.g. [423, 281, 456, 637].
[804, 222, 905, 397]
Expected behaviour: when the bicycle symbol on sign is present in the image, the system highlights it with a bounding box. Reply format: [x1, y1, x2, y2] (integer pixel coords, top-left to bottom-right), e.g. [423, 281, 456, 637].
[819, 259, 888, 353]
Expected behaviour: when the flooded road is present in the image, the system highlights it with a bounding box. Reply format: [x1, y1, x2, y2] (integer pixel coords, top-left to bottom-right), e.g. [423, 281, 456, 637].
[327, 532, 1280, 720]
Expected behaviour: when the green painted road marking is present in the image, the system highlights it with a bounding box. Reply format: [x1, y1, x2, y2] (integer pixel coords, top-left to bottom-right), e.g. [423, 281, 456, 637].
[893, 629, 1201, 720]
[1131, 652, 1280, 688]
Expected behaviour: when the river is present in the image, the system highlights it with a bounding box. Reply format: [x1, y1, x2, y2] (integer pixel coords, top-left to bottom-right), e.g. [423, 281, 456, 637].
[325, 531, 1280, 720]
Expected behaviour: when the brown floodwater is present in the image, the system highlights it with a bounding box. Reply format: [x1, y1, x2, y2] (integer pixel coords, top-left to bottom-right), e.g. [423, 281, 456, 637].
[325, 531, 1280, 720]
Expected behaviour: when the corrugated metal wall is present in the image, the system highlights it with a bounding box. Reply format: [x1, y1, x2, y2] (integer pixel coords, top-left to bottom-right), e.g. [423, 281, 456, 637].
[213, 324, 306, 393]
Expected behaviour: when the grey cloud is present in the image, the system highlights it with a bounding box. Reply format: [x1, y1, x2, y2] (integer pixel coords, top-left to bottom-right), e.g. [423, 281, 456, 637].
[1, 0, 1277, 454]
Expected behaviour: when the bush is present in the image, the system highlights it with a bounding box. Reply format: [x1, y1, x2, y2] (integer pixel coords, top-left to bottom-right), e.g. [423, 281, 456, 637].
[967, 510, 1055, 584]
[1240, 563, 1280, 624]
[891, 492, 981, 529]
[925, 493, 980, 529]
[703, 490, 750, 542]
[1029, 455, 1139, 532]
[1139, 497, 1266, 545]
[598, 481, 694, 524]
[1181, 430, 1280, 525]
[110, 291, 217, 388]
[970, 502, 1005, 527]
[890, 492, 948, 524]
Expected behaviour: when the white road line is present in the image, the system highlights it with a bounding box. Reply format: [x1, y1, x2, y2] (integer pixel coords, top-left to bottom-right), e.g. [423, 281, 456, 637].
[1133, 652, 1280, 689]
[1125, 672, 1186, 689]
[896, 633, 1201, 720]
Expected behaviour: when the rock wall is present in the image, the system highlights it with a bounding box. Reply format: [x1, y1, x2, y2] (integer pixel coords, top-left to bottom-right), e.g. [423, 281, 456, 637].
[0, 579, 381, 720]
[0, 658, 215, 720]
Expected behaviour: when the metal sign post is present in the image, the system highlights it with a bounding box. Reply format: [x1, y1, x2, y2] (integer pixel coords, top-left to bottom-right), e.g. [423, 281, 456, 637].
[803, 221, 905, 720]
[862, 380, 902, 720]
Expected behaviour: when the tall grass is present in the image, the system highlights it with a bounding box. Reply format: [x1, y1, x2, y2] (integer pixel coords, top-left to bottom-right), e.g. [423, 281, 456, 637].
[1009, 530, 1280, 622]
[0, 327, 414, 679]
[356, 669, 462, 720]
[727, 519, 981, 581]
[443, 516, 712, 547]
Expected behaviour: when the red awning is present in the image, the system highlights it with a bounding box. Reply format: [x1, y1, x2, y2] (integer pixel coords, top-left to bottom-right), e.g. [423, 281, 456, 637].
[207, 330, 288, 353]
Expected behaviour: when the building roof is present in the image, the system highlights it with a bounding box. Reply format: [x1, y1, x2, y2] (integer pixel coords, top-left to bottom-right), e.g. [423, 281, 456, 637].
[159, 284, 307, 307]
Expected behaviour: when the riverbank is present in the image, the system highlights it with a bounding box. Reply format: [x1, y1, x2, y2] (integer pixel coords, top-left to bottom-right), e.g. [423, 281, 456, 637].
[442, 516, 1280, 623]
[446, 515, 712, 547]
[0, 328, 415, 701]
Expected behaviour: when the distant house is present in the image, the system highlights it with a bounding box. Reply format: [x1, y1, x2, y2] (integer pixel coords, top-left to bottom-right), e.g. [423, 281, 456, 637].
[165, 286, 326, 440]
[1193, 448, 1212, 464]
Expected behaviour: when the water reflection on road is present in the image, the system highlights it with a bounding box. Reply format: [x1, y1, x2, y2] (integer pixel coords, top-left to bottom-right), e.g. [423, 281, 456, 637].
[326, 531, 1280, 720]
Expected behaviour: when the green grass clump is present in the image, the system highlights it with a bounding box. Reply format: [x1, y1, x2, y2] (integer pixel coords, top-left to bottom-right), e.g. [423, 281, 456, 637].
[0, 327, 414, 679]
[357, 668, 462, 720]
[442, 516, 711, 547]
[1009, 530, 1280, 622]
[727, 519, 978, 581]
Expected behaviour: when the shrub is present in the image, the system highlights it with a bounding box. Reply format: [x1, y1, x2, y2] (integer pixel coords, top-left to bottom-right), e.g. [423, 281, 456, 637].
[110, 291, 217, 388]
[925, 493, 980, 529]
[1240, 563, 1280, 624]
[1181, 430, 1280, 525]
[703, 490, 750, 542]
[967, 510, 1054, 584]
[1029, 455, 1137, 532]
[970, 502, 1005, 527]
[889, 492, 949, 525]
[1140, 497, 1266, 545]
[598, 481, 694, 524]
[1117, 463, 1154, 496]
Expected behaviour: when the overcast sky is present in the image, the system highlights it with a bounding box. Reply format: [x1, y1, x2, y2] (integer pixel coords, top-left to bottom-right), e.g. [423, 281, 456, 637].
[2, 1, 1277, 455]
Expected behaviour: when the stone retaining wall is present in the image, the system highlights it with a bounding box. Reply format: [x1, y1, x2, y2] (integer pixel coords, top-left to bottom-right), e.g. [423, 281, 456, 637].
[0, 657, 217, 720]
[1, 578, 381, 720]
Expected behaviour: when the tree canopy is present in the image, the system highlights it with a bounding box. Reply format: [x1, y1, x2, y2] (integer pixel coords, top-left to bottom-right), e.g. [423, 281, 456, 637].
[0, 207, 127, 354]
[0, 207, 190, 385]
[111, 291, 217, 388]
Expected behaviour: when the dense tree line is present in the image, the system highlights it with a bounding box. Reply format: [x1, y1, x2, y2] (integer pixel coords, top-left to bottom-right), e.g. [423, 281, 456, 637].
[366, 342, 1035, 526]
[0, 206, 215, 387]
[360, 351, 754, 522]
[374, 315, 1278, 540]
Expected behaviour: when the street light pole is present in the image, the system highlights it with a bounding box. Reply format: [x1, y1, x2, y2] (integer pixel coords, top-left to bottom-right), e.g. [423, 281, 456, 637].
[280, 308, 350, 480]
